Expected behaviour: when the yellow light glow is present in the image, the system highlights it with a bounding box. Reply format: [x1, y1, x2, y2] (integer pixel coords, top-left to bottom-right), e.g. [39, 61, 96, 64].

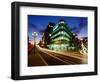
[49, 34, 51, 36]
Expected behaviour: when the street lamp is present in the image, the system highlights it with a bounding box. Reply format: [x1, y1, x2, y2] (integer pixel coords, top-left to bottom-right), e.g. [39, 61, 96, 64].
[32, 32, 38, 55]
[32, 32, 38, 45]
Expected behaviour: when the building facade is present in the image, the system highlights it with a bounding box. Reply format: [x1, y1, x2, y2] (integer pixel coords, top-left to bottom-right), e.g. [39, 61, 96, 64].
[40, 22, 55, 48]
[48, 19, 74, 51]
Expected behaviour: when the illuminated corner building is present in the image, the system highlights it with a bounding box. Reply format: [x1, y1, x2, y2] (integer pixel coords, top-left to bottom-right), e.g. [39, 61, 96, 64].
[81, 37, 88, 48]
[41, 22, 55, 48]
[48, 19, 74, 51]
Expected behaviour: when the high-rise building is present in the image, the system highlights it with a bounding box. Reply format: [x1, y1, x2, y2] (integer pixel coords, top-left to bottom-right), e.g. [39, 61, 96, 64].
[48, 19, 74, 51]
[41, 22, 55, 48]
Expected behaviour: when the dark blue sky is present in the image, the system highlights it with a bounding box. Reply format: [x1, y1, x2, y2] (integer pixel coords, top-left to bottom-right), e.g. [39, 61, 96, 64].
[28, 15, 88, 43]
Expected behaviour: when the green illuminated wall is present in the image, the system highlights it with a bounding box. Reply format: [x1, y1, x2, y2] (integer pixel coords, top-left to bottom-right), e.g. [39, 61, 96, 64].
[48, 19, 74, 51]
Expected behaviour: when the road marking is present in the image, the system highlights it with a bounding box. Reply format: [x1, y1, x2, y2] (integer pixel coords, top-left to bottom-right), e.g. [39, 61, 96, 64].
[38, 47, 72, 64]
[37, 51, 48, 66]
[49, 52, 82, 64]
[38, 46, 83, 64]
[39, 49, 71, 64]
[36, 45, 84, 64]
[37, 45, 85, 60]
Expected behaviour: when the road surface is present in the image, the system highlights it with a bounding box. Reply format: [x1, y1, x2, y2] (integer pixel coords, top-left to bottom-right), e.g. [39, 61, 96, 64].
[28, 45, 87, 66]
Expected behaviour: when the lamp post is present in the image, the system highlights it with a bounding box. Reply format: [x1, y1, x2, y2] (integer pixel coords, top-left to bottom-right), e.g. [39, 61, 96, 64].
[32, 32, 38, 45]
[32, 32, 38, 55]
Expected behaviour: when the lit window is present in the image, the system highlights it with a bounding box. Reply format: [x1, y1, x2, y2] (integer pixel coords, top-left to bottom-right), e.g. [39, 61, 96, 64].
[49, 34, 51, 36]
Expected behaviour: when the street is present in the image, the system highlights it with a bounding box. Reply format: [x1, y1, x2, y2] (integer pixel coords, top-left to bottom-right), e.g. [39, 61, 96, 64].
[28, 45, 87, 66]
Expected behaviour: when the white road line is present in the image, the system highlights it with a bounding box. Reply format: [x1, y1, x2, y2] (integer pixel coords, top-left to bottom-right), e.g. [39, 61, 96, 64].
[49, 52, 78, 64]
[37, 45, 83, 64]
[39, 49, 71, 64]
[37, 46, 73, 64]
[37, 46, 84, 63]
[37, 49, 48, 66]
[37, 45, 85, 60]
